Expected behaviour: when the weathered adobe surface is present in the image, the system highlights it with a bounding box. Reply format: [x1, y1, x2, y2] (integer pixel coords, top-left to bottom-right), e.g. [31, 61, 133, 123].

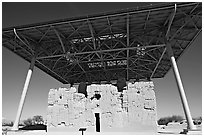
[47, 82, 157, 132]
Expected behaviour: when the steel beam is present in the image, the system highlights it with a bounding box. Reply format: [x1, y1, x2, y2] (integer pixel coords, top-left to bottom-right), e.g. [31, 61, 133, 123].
[102, 42, 112, 49]
[69, 67, 126, 73]
[150, 47, 166, 79]
[144, 10, 151, 30]
[54, 62, 72, 71]
[67, 22, 87, 39]
[129, 68, 146, 78]
[87, 19, 101, 59]
[130, 36, 146, 47]
[10, 39, 33, 56]
[114, 38, 127, 48]
[126, 14, 130, 80]
[189, 3, 199, 14]
[145, 52, 158, 62]
[87, 19, 96, 49]
[107, 16, 114, 35]
[130, 59, 153, 72]
[166, 4, 177, 39]
[13, 28, 34, 55]
[66, 71, 83, 78]
[53, 27, 66, 53]
[78, 56, 127, 64]
[38, 26, 51, 42]
[131, 68, 152, 73]
[37, 44, 165, 59]
[76, 59, 86, 73]
[36, 59, 68, 83]
[12, 57, 36, 130]
[64, 64, 77, 77]
[130, 57, 157, 63]
[14, 33, 53, 57]
[52, 56, 64, 70]
[170, 14, 197, 41]
[178, 10, 200, 30]
[74, 73, 85, 82]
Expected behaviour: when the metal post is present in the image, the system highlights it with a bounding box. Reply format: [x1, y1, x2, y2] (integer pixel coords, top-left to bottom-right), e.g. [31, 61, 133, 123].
[12, 57, 36, 130]
[166, 43, 196, 130]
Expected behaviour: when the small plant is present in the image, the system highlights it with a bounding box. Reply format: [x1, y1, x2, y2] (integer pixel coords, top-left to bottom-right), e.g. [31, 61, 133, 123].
[32, 115, 44, 125]
[2, 121, 13, 126]
[193, 116, 202, 125]
[158, 115, 183, 125]
[23, 115, 44, 126]
[23, 118, 33, 126]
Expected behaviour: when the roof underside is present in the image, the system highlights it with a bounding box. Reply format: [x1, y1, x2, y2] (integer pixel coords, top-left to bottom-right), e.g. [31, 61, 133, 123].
[2, 2, 202, 84]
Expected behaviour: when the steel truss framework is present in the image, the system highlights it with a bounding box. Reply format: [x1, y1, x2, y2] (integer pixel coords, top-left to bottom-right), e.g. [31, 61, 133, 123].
[3, 2, 202, 84]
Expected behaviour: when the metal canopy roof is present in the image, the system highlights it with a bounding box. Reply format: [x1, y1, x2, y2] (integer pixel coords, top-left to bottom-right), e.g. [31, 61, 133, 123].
[2, 2, 202, 84]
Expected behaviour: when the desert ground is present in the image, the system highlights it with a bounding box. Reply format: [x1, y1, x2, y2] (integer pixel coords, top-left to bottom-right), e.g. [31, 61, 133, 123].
[3, 124, 202, 135]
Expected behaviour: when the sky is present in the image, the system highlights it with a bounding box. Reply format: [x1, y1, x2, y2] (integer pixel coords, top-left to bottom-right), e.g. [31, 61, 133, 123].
[2, 2, 202, 121]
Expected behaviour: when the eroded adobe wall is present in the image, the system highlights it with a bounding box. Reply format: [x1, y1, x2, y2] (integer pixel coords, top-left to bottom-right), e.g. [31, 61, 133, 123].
[124, 81, 157, 132]
[47, 82, 157, 132]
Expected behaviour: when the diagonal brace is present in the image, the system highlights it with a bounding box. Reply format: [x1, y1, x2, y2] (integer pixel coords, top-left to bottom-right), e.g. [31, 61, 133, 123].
[52, 27, 66, 53]
[150, 47, 166, 79]
[87, 19, 96, 50]
[87, 19, 101, 59]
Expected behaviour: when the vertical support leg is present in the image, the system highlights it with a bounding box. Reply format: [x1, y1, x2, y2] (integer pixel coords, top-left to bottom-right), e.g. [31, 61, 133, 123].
[166, 44, 196, 130]
[12, 57, 36, 130]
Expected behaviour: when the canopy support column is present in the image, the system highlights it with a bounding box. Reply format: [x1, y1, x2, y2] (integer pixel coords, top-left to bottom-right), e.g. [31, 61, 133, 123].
[12, 57, 36, 130]
[166, 43, 196, 130]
